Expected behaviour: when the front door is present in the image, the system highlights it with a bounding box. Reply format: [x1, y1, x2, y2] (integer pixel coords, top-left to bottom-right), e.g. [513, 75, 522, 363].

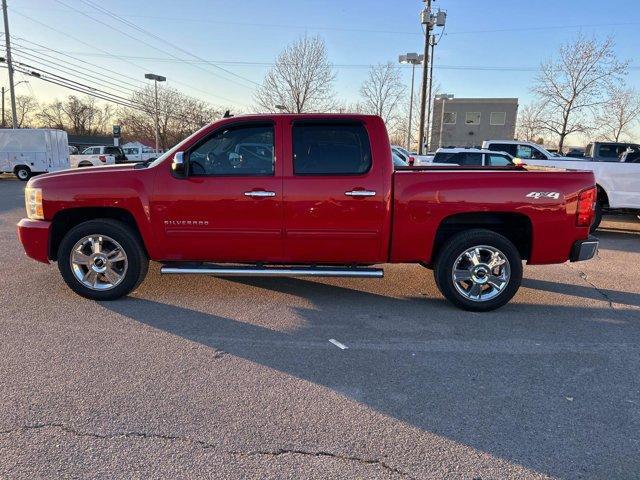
[151, 121, 284, 263]
[282, 120, 385, 264]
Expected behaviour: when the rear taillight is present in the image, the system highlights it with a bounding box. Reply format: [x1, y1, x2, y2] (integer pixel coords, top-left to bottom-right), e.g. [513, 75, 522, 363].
[408, 156, 415, 166]
[576, 186, 596, 227]
[99, 155, 107, 163]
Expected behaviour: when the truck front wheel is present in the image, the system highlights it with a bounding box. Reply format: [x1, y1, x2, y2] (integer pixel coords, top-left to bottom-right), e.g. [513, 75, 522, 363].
[57, 219, 149, 301]
[434, 229, 523, 312]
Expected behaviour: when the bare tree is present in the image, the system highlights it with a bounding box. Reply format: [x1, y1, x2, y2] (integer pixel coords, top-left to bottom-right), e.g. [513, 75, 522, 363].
[36, 95, 114, 134]
[119, 84, 223, 149]
[595, 86, 640, 141]
[15, 95, 38, 128]
[531, 34, 628, 151]
[359, 62, 406, 127]
[254, 35, 336, 113]
[516, 102, 546, 142]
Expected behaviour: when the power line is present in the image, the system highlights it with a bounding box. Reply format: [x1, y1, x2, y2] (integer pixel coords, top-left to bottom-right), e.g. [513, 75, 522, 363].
[12, 47, 139, 97]
[54, 0, 256, 94]
[77, 0, 261, 88]
[12, 5, 639, 37]
[8, 8, 243, 105]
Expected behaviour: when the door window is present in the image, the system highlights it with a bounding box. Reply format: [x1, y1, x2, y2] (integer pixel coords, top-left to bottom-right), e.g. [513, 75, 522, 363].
[188, 123, 275, 176]
[516, 145, 546, 160]
[488, 143, 517, 156]
[293, 123, 371, 175]
[487, 153, 513, 166]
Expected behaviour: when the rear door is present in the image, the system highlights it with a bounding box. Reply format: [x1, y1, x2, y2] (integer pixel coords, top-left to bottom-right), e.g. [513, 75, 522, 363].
[283, 120, 385, 264]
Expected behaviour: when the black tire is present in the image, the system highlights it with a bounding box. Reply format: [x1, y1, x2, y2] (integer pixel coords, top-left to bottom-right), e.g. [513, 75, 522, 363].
[590, 201, 603, 233]
[78, 162, 92, 168]
[434, 229, 523, 312]
[57, 219, 149, 301]
[15, 165, 31, 181]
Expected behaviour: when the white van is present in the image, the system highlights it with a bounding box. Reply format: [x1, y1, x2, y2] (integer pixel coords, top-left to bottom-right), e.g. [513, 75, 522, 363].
[0, 129, 71, 180]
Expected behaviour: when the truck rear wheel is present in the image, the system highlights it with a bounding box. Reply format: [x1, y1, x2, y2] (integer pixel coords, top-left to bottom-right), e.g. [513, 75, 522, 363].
[57, 219, 148, 301]
[590, 201, 603, 233]
[15, 166, 31, 181]
[434, 229, 522, 311]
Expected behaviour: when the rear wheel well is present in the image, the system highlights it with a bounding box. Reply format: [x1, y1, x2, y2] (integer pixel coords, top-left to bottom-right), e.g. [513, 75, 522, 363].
[596, 184, 609, 208]
[432, 212, 532, 263]
[49, 208, 146, 261]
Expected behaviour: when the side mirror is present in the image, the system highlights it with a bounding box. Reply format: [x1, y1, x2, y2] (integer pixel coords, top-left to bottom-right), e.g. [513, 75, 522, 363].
[171, 151, 186, 178]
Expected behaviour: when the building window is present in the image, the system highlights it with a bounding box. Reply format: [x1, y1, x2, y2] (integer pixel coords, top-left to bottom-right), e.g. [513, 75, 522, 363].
[490, 112, 506, 125]
[443, 112, 456, 124]
[465, 112, 481, 125]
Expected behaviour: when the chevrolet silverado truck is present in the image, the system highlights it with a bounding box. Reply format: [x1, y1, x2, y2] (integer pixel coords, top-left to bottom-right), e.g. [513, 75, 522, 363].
[17, 114, 598, 311]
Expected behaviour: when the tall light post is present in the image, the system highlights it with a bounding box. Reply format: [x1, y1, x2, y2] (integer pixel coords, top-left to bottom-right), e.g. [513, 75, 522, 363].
[435, 93, 453, 148]
[145, 73, 166, 152]
[399, 53, 424, 151]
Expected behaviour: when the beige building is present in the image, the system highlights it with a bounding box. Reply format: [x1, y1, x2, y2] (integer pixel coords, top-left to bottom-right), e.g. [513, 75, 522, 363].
[429, 98, 518, 149]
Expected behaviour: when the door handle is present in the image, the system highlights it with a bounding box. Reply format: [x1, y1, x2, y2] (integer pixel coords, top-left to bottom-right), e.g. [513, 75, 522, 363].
[345, 190, 376, 197]
[244, 191, 276, 198]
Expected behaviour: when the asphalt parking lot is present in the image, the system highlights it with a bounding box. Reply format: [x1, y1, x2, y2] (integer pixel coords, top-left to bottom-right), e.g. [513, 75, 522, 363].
[1, 175, 639, 479]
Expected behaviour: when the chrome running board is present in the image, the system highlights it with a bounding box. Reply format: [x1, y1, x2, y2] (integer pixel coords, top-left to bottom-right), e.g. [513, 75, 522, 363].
[160, 264, 384, 278]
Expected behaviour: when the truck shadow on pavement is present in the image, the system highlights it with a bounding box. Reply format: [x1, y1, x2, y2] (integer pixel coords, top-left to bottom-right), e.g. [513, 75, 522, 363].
[104, 276, 640, 479]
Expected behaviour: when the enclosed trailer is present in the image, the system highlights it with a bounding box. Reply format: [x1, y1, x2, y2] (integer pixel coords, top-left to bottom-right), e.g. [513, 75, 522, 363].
[0, 129, 71, 180]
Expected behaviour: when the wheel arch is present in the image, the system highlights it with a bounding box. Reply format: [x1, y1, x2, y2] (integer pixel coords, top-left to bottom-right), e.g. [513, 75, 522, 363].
[431, 212, 532, 264]
[49, 207, 148, 261]
[596, 183, 609, 207]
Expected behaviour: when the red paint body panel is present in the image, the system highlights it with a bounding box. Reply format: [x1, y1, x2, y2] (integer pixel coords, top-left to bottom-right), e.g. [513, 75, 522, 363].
[390, 169, 594, 265]
[17, 114, 595, 268]
[17, 218, 51, 264]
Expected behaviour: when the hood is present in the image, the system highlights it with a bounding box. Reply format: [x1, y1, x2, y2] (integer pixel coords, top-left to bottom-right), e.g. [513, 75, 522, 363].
[27, 163, 137, 187]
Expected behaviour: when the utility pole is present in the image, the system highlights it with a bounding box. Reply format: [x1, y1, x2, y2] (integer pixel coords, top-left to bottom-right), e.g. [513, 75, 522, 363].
[417, 2, 446, 154]
[144, 73, 166, 152]
[1, 86, 5, 128]
[416, 0, 432, 155]
[399, 53, 424, 151]
[424, 37, 435, 152]
[2, 0, 18, 129]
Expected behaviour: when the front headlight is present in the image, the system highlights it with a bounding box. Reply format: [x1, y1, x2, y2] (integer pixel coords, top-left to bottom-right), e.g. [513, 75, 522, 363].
[25, 188, 43, 220]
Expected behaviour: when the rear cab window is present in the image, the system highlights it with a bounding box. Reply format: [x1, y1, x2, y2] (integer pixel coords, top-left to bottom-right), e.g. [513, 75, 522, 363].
[487, 143, 517, 157]
[292, 122, 371, 175]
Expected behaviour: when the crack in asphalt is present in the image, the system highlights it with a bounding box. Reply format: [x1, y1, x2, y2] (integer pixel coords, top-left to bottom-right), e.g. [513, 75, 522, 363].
[577, 270, 615, 309]
[0, 423, 413, 478]
[227, 448, 414, 478]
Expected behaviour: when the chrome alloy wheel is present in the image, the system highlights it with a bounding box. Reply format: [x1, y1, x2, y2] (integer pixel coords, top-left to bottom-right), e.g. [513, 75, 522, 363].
[70, 234, 128, 290]
[451, 245, 510, 302]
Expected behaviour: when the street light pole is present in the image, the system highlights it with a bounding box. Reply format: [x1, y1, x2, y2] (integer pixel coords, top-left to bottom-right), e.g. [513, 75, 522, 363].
[145, 73, 166, 152]
[2, 0, 19, 128]
[399, 53, 424, 151]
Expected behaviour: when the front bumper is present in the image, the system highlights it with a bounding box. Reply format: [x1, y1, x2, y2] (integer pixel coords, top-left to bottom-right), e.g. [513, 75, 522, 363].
[16, 218, 52, 264]
[569, 236, 599, 262]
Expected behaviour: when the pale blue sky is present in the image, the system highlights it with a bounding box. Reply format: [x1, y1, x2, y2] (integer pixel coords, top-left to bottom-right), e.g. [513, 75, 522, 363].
[2, 0, 639, 115]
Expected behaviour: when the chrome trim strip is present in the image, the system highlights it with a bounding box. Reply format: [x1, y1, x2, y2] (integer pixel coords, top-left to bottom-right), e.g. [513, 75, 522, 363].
[161, 266, 384, 278]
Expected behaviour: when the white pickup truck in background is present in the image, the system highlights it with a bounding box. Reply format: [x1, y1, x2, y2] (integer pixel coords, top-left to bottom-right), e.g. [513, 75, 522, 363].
[482, 139, 640, 231]
[122, 145, 158, 163]
[69, 145, 127, 168]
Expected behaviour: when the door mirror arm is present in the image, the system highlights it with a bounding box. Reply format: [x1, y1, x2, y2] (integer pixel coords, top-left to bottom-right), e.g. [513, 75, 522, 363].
[171, 151, 187, 178]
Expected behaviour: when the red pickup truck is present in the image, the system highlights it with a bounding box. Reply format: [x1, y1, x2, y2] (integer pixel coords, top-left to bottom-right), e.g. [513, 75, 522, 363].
[17, 114, 598, 311]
